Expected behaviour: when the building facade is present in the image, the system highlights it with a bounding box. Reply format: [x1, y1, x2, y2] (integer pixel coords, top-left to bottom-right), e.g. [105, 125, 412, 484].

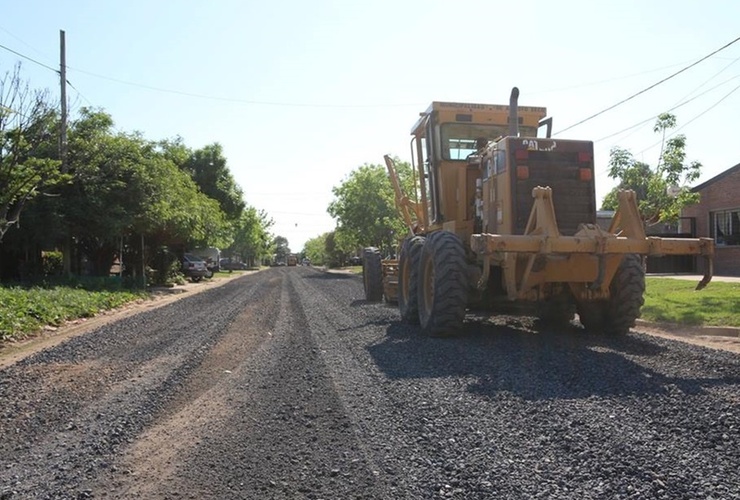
[681, 162, 740, 276]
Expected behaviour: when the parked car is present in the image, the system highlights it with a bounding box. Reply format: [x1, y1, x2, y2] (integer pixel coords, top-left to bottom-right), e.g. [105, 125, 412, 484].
[182, 254, 211, 282]
[348, 256, 362, 266]
[190, 247, 221, 272]
[219, 258, 248, 271]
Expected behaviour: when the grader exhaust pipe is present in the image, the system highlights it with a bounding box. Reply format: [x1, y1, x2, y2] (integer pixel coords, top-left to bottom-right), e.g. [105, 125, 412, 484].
[509, 87, 519, 137]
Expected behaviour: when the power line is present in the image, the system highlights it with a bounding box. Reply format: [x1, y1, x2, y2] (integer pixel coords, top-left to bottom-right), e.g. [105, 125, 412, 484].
[1, 40, 423, 108]
[0, 25, 52, 60]
[554, 35, 740, 136]
[528, 59, 701, 96]
[636, 81, 740, 155]
[0, 42, 58, 73]
[595, 72, 740, 143]
[66, 66, 425, 108]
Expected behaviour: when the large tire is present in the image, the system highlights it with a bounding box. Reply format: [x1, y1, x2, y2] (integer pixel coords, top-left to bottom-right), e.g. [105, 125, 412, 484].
[577, 254, 645, 335]
[417, 231, 468, 337]
[398, 235, 426, 323]
[605, 253, 645, 335]
[362, 247, 383, 302]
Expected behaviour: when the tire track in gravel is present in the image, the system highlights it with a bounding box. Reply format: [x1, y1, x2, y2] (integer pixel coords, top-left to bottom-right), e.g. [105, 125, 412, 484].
[93, 267, 389, 499]
[1, 271, 277, 498]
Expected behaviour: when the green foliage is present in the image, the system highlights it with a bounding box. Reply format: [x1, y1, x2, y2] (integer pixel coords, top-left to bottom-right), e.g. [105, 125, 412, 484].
[0, 69, 255, 284]
[0, 285, 147, 340]
[0, 64, 65, 242]
[182, 143, 245, 222]
[303, 233, 328, 266]
[602, 113, 701, 225]
[58, 109, 233, 274]
[229, 206, 273, 266]
[642, 278, 740, 327]
[42, 251, 63, 276]
[147, 247, 183, 286]
[272, 235, 290, 263]
[327, 159, 414, 255]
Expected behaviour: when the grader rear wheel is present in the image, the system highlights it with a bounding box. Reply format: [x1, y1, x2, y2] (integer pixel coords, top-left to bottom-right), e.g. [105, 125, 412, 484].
[362, 247, 383, 302]
[577, 254, 645, 335]
[398, 235, 426, 324]
[417, 231, 468, 337]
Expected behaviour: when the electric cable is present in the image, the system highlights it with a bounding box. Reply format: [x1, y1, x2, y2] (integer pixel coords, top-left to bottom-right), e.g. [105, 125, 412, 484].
[636, 81, 740, 155]
[595, 72, 740, 143]
[554, 35, 740, 136]
[0, 42, 58, 73]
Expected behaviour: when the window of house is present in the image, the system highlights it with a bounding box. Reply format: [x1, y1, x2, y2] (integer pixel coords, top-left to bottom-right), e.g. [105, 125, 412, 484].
[710, 208, 740, 245]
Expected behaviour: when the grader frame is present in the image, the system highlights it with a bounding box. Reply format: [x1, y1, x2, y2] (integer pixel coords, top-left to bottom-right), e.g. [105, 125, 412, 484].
[363, 88, 714, 336]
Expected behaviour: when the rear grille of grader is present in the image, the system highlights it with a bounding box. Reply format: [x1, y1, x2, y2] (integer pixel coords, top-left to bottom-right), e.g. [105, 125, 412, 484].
[513, 151, 596, 236]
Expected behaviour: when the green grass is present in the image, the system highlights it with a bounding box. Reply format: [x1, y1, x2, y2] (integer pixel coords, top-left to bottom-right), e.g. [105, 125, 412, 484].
[0, 285, 147, 341]
[642, 277, 740, 327]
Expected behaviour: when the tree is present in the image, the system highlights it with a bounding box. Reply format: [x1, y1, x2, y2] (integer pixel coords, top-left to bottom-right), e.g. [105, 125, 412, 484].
[229, 206, 273, 267]
[0, 64, 63, 242]
[272, 235, 290, 264]
[601, 113, 701, 225]
[61, 108, 231, 275]
[182, 143, 245, 222]
[327, 159, 415, 255]
[303, 233, 328, 266]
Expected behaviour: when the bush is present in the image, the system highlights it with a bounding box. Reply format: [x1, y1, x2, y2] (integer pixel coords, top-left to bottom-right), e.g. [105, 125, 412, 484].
[0, 285, 147, 341]
[41, 251, 64, 277]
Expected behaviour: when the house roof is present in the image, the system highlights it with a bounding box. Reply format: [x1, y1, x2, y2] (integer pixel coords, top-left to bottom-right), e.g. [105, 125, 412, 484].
[691, 162, 740, 192]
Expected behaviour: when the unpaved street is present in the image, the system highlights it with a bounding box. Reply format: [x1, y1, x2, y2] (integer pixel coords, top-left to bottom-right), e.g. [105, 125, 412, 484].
[1, 267, 739, 499]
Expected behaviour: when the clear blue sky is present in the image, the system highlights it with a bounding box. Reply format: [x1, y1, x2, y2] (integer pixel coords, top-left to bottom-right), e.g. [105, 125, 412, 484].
[2, 0, 739, 251]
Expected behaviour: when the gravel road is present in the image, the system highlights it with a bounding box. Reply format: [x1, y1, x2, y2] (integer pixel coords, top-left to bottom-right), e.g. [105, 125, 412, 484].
[1, 267, 739, 499]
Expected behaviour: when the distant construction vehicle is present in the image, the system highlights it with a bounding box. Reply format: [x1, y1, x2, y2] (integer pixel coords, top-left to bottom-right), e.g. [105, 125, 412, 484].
[363, 88, 714, 336]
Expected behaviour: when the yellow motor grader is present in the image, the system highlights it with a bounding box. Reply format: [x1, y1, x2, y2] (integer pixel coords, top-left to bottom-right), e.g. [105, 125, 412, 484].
[363, 88, 714, 336]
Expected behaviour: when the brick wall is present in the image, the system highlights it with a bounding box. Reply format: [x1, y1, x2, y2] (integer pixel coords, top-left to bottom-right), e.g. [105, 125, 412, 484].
[682, 164, 740, 276]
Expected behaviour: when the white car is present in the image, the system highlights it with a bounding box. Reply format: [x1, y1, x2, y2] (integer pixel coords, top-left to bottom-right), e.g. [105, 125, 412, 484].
[182, 254, 211, 282]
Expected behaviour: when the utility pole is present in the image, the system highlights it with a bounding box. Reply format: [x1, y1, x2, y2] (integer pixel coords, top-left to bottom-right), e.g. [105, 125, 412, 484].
[59, 29, 68, 172]
[60, 29, 72, 276]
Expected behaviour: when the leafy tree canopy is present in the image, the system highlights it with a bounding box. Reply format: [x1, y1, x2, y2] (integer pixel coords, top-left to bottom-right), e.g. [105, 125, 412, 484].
[0, 63, 64, 242]
[272, 235, 290, 263]
[182, 143, 245, 222]
[229, 205, 273, 265]
[327, 159, 415, 254]
[601, 113, 701, 225]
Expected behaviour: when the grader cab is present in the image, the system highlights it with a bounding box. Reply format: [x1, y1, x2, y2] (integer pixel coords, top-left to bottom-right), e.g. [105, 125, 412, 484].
[363, 88, 714, 336]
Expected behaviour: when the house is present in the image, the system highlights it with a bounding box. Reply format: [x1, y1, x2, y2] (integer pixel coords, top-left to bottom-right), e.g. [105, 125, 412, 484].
[681, 162, 740, 276]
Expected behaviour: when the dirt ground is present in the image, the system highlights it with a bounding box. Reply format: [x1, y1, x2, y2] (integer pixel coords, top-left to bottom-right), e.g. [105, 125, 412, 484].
[0, 272, 252, 369]
[1, 269, 738, 370]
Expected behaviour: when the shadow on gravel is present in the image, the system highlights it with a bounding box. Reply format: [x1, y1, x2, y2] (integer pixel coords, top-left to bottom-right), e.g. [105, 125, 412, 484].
[367, 319, 740, 401]
[304, 272, 358, 280]
[348, 299, 397, 308]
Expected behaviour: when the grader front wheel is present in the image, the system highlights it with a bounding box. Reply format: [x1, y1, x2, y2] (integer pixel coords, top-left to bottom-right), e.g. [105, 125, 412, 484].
[362, 247, 383, 302]
[417, 231, 468, 337]
[398, 235, 425, 324]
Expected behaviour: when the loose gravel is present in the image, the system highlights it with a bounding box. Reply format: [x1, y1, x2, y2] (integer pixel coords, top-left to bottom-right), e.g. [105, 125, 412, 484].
[1, 267, 738, 499]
